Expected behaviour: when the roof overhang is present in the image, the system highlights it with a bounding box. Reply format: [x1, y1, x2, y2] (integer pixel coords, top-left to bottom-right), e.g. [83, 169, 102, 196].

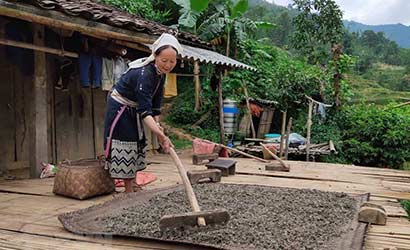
[0, 0, 256, 71]
[180, 44, 256, 71]
[145, 43, 256, 71]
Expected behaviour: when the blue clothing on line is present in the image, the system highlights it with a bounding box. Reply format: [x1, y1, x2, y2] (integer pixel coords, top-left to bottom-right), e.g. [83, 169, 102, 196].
[79, 53, 102, 87]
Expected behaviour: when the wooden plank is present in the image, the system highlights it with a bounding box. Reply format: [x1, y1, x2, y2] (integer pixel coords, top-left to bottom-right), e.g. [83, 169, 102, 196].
[92, 89, 106, 157]
[0, 228, 161, 250]
[256, 107, 274, 138]
[55, 77, 94, 161]
[13, 62, 30, 163]
[29, 24, 51, 178]
[0, 46, 15, 175]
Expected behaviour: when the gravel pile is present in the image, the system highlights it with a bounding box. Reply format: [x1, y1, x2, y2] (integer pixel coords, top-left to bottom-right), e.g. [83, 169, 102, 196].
[97, 184, 359, 250]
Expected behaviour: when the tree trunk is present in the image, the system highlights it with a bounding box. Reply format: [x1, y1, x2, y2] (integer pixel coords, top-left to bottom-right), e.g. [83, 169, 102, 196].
[332, 43, 343, 110]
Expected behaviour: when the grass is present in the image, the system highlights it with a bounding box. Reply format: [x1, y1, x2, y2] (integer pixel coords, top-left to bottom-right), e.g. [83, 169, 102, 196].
[400, 200, 410, 219]
[168, 134, 192, 150]
[347, 64, 410, 104]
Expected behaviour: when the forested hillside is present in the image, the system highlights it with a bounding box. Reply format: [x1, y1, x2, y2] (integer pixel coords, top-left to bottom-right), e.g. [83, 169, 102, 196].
[99, 0, 410, 170]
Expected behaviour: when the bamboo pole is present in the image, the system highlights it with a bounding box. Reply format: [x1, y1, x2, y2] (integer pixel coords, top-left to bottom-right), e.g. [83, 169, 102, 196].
[217, 143, 270, 163]
[218, 73, 225, 144]
[279, 111, 287, 158]
[194, 61, 201, 111]
[306, 102, 313, 162]
[0, 38, 78, 58]
[284, 117, 293, 160]
[242, 81, 256, 138]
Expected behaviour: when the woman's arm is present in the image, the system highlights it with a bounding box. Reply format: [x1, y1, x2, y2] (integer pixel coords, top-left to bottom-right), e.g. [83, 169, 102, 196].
[143, 115, 173, 152]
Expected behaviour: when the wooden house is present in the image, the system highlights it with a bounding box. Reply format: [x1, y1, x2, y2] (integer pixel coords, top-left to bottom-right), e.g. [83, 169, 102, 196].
[0, 0, 253, 178]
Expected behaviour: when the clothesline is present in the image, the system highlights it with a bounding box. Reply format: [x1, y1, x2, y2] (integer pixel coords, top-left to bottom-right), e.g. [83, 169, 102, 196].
[305, 95, 332, 107]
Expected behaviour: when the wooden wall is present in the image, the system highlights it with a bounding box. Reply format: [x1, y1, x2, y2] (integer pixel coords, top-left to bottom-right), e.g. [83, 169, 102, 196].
[0, 44, 108, 178]
[0, 46, 31, 177]
[52, 63, 107, 162]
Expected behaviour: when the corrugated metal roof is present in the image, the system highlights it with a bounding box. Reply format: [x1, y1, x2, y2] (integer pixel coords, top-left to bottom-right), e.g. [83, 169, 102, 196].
[181, 44, 256, 71]
[144, 42, 255, 70]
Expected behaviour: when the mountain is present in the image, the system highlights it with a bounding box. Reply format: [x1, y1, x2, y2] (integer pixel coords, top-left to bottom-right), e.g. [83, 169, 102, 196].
[344, 21, 410, 48]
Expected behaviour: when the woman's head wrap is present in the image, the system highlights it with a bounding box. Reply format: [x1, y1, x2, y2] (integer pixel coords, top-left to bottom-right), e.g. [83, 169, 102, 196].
[127, 33, 183, 70]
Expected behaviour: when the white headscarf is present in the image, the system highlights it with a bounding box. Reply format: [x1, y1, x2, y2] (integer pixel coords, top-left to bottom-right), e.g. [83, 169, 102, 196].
[127, 33, 183, 70]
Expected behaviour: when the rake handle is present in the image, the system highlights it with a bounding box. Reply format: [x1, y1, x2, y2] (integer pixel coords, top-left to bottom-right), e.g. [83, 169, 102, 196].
[169, 148, 206, 226]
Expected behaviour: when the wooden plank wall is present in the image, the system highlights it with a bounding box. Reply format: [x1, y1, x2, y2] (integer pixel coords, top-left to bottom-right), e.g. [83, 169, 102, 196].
[0, 46, 15, 174]
[0, 44, 31, 177]
[54, 77, 97, 162]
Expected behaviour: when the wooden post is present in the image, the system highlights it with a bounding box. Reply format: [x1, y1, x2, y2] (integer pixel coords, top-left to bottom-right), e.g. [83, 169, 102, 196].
[284, 117, 293, 160]
[279, 111, 287, 158]
[218, 72, 225, 144]
[242, 81, 256, 138]
[194, 61, 201, 111]
[306, 101, 313, 162]
[29, 24, 52, 178]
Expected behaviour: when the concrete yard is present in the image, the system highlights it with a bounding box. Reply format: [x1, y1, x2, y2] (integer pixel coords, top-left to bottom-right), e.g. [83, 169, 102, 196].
[0, 150, 409, 249]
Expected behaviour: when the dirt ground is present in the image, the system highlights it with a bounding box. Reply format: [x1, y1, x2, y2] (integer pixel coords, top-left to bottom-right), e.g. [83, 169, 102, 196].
[96, 183, 360, 250]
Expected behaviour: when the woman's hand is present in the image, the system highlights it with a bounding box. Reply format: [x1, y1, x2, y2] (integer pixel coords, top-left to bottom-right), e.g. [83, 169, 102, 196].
[158, 135, 174, 153]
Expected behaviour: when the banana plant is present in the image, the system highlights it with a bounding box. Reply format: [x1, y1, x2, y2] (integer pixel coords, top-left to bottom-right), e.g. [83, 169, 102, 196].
[197, 0, 274, 57]
[172, 0, 209, 33]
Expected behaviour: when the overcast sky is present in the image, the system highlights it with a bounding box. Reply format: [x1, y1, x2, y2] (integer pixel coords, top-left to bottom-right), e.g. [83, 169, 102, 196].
[267, 0, 410, 26]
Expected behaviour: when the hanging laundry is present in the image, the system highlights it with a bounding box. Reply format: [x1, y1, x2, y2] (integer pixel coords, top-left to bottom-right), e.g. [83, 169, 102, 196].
[113, 57, 128, 84]
[79, 53, 102, 88]
[102, 57, 114, 91]
[164, 73, 177, 98]
[317, 103, 327, 119]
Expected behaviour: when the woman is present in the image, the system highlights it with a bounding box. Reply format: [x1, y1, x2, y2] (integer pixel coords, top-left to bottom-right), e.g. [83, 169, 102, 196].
[104, 33, 182, 193]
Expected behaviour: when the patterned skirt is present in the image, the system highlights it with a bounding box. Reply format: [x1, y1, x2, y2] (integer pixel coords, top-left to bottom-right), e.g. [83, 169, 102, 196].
[103, 96, 147, 179]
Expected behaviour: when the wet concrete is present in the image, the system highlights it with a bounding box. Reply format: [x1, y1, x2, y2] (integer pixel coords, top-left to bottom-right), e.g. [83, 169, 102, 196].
[97, 184, 359, 250]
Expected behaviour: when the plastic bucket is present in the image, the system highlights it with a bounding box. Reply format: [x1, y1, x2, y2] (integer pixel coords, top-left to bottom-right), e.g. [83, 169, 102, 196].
[223, 99, 238, 134]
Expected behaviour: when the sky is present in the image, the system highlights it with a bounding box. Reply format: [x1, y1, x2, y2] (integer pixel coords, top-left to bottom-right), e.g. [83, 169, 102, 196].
[267, 0, 410, 26]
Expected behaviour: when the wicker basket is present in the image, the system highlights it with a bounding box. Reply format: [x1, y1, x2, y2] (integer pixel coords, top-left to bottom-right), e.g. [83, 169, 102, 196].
[53, 159, 115, 200]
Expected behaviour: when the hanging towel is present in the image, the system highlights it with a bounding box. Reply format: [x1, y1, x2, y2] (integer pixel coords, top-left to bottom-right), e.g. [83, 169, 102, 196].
[102, 57, 114, 91]
[164, 73, 177, 98]
[113, 57, 128, 84]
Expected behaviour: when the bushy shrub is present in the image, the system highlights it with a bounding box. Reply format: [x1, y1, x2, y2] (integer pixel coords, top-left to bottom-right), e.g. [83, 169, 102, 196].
[340, 104, 410, 169]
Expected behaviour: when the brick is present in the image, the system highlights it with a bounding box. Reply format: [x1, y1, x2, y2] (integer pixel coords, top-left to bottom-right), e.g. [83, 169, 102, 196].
[192, 153, 219, 165]
[265, 162, 290, 172]
[206, 159, 236, 176]
[187, 169, 222, 184]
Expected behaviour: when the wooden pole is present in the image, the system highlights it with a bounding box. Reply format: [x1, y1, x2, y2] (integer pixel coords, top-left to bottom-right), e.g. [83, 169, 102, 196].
[329, 140, 336, 154]
[169, 148, 206, 226]
[194, 61, 201, 111]
[261, 144, 287, 167]
[217, 143, 270, 163]
[29, 24, 51, 178]
[242, 81, 256, 138]
[0, 38, 78, 58]
[279, 111, 287, 158]
[218, 73, 225, 144]
[284, 117, 293, 160]
[306, 102, 313, 162]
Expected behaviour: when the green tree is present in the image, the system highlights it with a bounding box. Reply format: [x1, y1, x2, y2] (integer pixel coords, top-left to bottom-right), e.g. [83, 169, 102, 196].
[292, 0, 345, 108]
[291, 0, 344, 63]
